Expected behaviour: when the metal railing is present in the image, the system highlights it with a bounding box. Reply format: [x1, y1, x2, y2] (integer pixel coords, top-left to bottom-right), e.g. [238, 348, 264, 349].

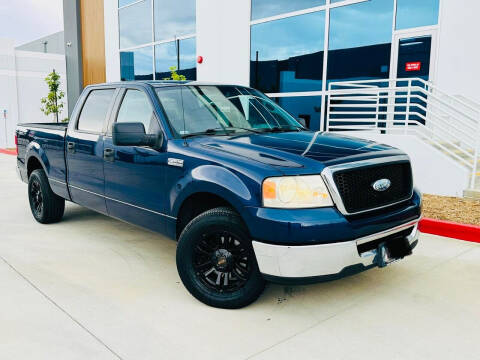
[326, 78, 480, 189]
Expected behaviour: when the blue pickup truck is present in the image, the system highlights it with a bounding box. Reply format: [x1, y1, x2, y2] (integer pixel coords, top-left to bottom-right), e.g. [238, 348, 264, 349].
[16, 81, 421, 308]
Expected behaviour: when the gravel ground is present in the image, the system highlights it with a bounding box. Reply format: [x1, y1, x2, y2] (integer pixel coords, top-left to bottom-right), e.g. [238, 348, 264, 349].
[422, 194, 480, 226]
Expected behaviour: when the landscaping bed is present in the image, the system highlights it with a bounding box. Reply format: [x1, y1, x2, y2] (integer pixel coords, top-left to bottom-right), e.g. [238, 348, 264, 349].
[422, 194, 480, 226]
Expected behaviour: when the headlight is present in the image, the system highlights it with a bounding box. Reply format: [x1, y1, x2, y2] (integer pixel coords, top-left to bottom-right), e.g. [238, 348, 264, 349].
[262, 175, 333, 208]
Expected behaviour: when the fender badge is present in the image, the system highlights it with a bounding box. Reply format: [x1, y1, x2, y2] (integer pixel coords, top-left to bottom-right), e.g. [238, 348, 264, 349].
[168, 158, 184, 168]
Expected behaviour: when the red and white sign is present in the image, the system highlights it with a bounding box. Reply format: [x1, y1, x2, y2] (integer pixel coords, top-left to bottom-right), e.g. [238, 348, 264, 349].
[405, 61, 421, 72]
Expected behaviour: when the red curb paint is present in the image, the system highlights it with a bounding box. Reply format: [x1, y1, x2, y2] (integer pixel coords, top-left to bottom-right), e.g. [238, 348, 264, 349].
[419, 218, 480, 243]
[0, 148, 17, 155]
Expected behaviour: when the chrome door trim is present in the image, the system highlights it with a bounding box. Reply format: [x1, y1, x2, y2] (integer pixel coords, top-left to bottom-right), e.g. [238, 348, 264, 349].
[68, 184, 177, 220]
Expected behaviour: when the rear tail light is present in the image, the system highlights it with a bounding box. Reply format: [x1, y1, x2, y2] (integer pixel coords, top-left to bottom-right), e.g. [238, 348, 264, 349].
[14, 135, 18, 154]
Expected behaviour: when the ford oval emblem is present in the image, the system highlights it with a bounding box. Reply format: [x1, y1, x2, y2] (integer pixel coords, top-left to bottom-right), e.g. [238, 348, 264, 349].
[372, 178, 391, 192]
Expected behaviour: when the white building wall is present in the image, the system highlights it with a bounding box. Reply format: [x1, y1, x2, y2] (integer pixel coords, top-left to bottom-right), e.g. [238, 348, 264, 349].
[0, 38, 67, 148]
[104, 0, 120, 82]
[196, 0, 251, 85]
[436, 0, 480, 104]
[0, 38, 20, 149]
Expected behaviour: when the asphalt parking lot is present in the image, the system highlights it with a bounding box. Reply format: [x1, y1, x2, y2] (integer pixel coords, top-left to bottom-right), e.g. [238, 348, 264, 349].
[1, 153, 479, 360]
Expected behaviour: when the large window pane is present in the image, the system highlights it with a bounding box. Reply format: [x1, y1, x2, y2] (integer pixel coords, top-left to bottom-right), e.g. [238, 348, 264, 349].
[155, 38, 196, 80]
[328, 0, 393, 83]
[251, 12, 325, 93]
[119, 0, 139, 7]
[154, 42, 176, 79]
[251, 0, 325, 20]
[154, 0, 195, 41]
[178, 37, 197, 80]
[119, 0, 152, 49]
[120, 46, 153, 81]
[396, 0, 439, 30]
[274, 96, 322, 131]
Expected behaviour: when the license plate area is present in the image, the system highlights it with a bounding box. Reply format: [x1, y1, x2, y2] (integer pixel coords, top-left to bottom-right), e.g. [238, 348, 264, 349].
[357, 227, 414, 267]
[376, 238, 412, 267]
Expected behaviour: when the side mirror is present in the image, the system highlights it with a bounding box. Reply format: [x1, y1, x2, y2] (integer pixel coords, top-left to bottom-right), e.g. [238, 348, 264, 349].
[112, 122, 162, 148]
[296, 118, 307, 128]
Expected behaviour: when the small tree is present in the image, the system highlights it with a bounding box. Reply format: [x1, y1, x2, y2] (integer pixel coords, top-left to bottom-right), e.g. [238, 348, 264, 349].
[41, 69, 65, 123]
[163, 66, 187, 81]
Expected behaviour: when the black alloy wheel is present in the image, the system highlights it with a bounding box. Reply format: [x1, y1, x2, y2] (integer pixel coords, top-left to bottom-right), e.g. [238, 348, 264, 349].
[176, 207, 265, 309]
[30, 178, 44, 218]
[28, 169, 65, 224]
[194, 230, 251, 293]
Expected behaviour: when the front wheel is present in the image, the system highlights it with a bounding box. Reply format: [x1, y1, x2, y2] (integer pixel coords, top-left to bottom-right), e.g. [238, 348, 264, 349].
[176, 207, 265, 309]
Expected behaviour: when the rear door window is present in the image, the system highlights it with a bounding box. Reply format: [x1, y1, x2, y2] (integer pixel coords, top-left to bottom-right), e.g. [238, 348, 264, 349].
[77, 89, 115, 133]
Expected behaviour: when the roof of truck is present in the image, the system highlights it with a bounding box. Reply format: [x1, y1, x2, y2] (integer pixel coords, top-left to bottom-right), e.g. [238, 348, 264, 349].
[90, 80, 245, 88]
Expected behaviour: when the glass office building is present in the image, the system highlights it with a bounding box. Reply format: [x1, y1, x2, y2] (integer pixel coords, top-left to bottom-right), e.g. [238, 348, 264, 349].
[112, 0, 443, 130]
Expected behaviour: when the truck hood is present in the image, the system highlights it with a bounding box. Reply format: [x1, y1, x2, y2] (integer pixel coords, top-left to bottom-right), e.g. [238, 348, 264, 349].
[197, 131, 396, 168]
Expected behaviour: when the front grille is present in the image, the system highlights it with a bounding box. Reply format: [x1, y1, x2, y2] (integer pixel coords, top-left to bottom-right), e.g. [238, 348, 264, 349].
[332, 161, 413, 214]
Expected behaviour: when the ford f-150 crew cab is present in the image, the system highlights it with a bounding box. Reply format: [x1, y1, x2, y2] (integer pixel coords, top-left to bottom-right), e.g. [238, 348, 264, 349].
[16, 81, 421, 308]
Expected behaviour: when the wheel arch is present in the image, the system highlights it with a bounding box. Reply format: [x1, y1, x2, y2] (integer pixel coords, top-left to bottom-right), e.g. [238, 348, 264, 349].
[26, 153, 47, 179]
[25, 142, 49, 179]
[172, 165, 258, 239]
[175, 192, 242, 240]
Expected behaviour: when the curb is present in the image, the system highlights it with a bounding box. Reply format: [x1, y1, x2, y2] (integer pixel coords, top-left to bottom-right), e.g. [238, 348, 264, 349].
[0, 149, 17, 155]
[419, 218, 480, 243]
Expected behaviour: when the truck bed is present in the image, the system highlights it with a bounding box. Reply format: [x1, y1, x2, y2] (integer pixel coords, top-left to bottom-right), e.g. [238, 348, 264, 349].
[16, 122, 70, 200]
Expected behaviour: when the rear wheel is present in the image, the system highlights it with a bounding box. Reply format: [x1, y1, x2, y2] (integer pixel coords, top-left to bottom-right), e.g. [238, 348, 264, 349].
[176, 207, 265, 309]
[28, 169, 65, 224]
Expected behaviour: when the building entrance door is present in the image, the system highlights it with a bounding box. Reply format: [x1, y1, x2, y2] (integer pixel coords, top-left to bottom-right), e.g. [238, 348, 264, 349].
[389, 29, 438, 126]
[391, 29, 437, 81]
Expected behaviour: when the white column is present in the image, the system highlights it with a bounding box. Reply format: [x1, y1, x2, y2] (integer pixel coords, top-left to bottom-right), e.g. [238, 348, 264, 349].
[104, 0, 121, 82]
[196, 0, 251, 86]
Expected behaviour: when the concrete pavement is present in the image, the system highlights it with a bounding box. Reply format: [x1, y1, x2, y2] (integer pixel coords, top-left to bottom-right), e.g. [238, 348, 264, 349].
[1, 153, 479, 360]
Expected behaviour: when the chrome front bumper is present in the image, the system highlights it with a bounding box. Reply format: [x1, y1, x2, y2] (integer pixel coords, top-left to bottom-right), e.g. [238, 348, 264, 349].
[252, 219, 420, 279]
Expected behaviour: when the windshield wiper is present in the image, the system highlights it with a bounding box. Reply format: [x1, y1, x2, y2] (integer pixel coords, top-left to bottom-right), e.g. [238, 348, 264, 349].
[181, 128, 235, 139]
[260, 126, 303, 133]
[224, 127, 263, 134]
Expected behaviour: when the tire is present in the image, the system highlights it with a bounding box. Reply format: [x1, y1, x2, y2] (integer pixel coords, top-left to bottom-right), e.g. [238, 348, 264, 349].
[176, 207, 266, 309]
[28, 169, 65, 224]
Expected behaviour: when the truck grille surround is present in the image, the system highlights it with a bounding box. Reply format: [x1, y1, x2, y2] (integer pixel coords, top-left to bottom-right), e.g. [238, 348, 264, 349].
[322, 156, 414, 215]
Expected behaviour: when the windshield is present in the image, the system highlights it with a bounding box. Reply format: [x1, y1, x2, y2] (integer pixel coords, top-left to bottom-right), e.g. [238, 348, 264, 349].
[155, 85, 305, 138]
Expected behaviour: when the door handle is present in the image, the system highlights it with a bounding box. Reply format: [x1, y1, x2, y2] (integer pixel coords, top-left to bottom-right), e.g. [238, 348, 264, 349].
[67, 141, 75, 153]
[104, 148, 115, 161]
